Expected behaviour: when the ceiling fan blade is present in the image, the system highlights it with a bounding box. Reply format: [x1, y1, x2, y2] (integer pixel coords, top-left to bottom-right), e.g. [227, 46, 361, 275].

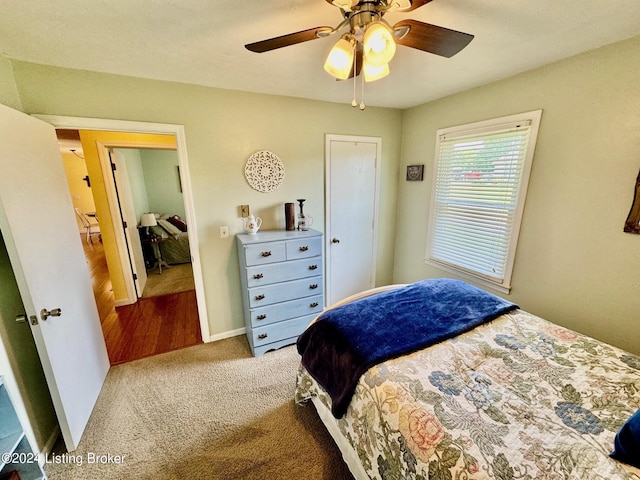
[401, 0, 434, 12]
[394, 19, 473, 58]
[246, 27, 332, 53]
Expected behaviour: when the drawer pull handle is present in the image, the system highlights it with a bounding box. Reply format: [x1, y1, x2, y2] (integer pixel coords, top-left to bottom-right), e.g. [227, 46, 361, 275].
[299, 245, 309, 252]
[309, 284, 318, 289]
[253, 273, 264, 279]
[261, 251, 272, 257]
[258, 333, 268, 340]
[308, 264, 318, 270]
[255, 294, 266, 301]
[256, 314, 267, 320]
[310, 302, 319, 308]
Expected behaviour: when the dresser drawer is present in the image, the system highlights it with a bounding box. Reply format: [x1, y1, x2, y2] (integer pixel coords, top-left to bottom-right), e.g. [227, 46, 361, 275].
[243, 242, 286, 266]
[250, 294, 323, 327]
[248, 276, 323, 308]
[246, 257, 322, 287]
[251, 314, 314, 348]
[286, 237, 322, 260]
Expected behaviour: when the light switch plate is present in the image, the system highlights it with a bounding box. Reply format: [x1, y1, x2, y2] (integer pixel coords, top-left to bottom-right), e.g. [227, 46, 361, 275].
[240, 205, 250, 217]
[220, 226, 229, 238]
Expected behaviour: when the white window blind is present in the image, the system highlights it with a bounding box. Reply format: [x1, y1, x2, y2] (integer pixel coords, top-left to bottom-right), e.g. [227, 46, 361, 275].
[426, 111, 542, 291]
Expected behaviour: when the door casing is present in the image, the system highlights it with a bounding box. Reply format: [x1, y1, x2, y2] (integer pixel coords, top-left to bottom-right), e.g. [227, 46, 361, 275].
[36, 115, 211, 342]
[325, 134, 382, 306]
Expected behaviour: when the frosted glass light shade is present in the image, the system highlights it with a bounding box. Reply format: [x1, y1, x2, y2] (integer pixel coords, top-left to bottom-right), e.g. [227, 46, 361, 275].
[140, 213, 157, 227]
[331, 0, 357, 10]
[394, 0, 411, 10]
[324, 34, 356, 80]
[363, 22, 396, 67]
[363, 61, 390, 82]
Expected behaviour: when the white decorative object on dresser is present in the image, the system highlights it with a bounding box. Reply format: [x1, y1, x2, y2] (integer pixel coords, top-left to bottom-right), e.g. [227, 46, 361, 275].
[237, 229, 324, 356]
[0, 376, 47, 479]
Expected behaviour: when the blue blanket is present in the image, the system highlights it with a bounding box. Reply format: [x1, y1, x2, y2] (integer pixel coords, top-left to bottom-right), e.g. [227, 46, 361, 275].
[297, 278, 518, 418]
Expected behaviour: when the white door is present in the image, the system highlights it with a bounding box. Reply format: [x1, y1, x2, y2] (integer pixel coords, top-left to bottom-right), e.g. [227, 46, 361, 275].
[325, 135, 381, 305]
[109, 149, 147, 297]
[0, 104, 110, 451]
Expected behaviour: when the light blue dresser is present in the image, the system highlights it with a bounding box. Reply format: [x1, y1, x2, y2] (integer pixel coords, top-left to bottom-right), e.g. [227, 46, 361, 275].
[237, 229, 324, 356]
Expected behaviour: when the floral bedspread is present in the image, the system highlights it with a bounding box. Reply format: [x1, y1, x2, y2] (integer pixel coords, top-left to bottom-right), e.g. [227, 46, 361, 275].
[295, 310, 640, 479]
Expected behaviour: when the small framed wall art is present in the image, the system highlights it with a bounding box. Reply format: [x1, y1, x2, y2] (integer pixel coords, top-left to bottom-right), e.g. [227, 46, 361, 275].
[624, 166, 640, 234]
[406, 164, 424, 181]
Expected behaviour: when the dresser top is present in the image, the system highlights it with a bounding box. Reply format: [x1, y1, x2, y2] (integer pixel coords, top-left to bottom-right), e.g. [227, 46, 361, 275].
[236, 229, 322, 245]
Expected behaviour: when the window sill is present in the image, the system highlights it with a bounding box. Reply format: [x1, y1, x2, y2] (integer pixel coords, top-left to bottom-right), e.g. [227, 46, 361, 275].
[423, 258, 512, 295]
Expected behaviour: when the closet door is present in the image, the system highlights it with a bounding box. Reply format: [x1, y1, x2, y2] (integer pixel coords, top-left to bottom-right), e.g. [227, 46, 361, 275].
[325, 135, 381, 305]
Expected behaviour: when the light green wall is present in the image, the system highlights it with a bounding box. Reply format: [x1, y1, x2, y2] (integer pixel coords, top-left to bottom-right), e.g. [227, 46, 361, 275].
[395, 35, 640, 355]
[11, 63, 402, 336]
[140, 149, 185, 219]
[115, 148, 186, 225]
[114, 148, 150, 223]
[0, 55, 22, 111]
[7, 35, 639, 355]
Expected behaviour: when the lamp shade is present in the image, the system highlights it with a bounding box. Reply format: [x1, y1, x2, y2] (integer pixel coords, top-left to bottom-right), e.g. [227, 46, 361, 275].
[363, 22, 396, 67]
[324, 34, 356, 80]
[140, 213, 157, 227]
[364, 61, 390, 82]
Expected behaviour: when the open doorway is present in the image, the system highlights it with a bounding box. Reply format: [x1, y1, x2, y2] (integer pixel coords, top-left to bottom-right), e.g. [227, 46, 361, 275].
[110, 146, 195, 300]
[57, 129, 203, 364]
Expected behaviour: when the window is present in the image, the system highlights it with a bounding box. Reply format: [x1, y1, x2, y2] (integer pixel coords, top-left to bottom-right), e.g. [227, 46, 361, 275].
[426, 110, 542, 293]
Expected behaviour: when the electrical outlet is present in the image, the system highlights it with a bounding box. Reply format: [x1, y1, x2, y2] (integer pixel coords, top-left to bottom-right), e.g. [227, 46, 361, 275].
[240, 205, 250, 217]
[220, 226, 229, 239]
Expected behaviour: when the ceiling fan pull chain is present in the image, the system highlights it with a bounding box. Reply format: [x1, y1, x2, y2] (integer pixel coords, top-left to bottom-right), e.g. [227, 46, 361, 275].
[360, 69, 366, 110]
[352, 45, 358, 108]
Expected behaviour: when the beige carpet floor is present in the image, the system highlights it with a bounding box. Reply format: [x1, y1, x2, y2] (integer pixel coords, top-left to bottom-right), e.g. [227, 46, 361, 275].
[45, 336, 354, 480]
[142, 263, 195, 298]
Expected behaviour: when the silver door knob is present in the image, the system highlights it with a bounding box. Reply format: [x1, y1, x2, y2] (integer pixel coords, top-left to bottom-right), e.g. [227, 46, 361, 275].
[40, 308, 62, 321]
[332, 238, 340, 244]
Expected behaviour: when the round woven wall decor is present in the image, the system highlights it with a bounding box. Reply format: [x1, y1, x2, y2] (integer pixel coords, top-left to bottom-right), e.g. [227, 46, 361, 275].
[244, 150, 285, 192]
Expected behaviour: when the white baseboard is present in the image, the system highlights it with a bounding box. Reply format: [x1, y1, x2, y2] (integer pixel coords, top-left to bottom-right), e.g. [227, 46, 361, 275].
[208, 327, 245, 343]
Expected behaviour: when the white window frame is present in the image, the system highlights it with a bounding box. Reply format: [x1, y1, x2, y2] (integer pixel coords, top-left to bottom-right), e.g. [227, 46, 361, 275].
[425, 110, 542, 294]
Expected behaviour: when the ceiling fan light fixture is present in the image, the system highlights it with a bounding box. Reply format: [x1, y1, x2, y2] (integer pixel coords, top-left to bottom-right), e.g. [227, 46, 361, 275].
[388, 0, 412, 11]
[331, 0, 357, 11]
[363, 21, 396, 67]
[363, 61, 390, 82]
[324, 33, 356, 80]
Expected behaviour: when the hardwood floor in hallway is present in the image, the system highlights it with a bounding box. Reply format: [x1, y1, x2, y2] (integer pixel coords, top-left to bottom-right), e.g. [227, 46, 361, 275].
[82, 237, 202, 365]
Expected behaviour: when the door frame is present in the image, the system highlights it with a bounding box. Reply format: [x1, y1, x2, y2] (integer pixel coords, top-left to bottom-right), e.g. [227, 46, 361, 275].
[107, 147, 149, 299]
[324, 134, 382, 305]
[35, 115, 211, 342]
[96, 140, 177, 303]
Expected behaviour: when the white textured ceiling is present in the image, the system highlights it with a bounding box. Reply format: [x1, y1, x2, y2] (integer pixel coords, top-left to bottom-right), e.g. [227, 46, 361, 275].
[1, 0, 639, 109]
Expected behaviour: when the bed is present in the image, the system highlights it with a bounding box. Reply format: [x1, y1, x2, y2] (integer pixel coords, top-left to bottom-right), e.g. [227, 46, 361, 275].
[148, 214, 191, 265]
[295, 279, 640, 479]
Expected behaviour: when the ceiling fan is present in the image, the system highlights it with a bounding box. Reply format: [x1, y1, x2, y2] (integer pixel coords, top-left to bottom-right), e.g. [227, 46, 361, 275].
[245, 0, 474, 84]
